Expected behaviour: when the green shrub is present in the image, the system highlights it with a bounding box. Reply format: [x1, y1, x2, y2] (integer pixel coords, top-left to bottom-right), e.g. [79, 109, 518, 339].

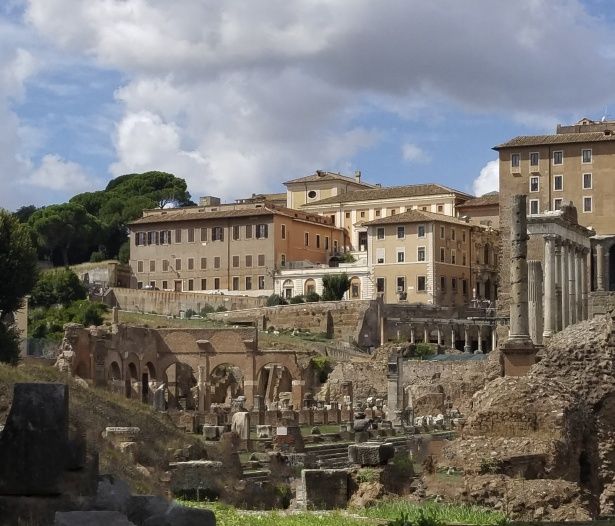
[200, 304, 215, 316]
[266, 294, 287, 306]
[321, 273, 350, 301]
[118, 241, 130, 264]
[356, 467, 381, 484]
[304, 291, 320, 303]
[215, 305, 227, 312]
[0, 323, 21, 365]
[289, 295, 305, 304]
[185, 308, 196, 318]
[414, 342, 434, 359]
[31, 268, 86, 308]
[310, 355, 333, 383]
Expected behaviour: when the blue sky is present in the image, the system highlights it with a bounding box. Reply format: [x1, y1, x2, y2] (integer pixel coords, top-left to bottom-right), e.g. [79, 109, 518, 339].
[2, 0, 615, 210]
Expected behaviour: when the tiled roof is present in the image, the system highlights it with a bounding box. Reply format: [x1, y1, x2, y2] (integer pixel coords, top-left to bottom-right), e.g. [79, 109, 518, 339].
[129, 205, 332, 226]
[363, 209, 471, 226]
[457, 192, 499, 209]
[284, 171, 375, 187]
[494, 131, 615, 149]
[304, 183, 471, 206]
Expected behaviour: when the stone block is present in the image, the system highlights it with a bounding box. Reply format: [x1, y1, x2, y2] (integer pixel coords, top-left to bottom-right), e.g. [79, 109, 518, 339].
[202, 425, 225, 441]
[256, 425, 273, 438]
[312, 409, 327, 425]
[230, 411, 250, 440]
[327, 409, 341, 424]
[169, 461, 224, 500]
[348, 442, 395, 466]
[297, 409, 313, 426]
[55, 511, 136, 526]
[273, 425, 305, 452]
[0, 383, 69, 495]
[302, 469, 349, 510]
[103, 427, 141, 445]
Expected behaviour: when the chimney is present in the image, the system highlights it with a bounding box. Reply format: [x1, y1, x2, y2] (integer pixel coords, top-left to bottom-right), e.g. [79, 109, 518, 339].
[355, 170, 361, 183]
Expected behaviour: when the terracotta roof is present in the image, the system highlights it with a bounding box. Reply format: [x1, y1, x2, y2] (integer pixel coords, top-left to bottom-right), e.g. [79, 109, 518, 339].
[129, 205, 333, 227]
[494, 131, 615, 149]
[284, 170, 376, 187]
[364, 209, 471, 227]
[457, 192, 499, 209]
[304, 183, 471, 207]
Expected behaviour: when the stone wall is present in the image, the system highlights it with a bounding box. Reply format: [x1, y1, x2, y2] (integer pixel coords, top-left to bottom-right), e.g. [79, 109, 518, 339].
[210, 300, 380, 347]
[105, 287, 267, 316]
[401, 357, 491, 416]
[588, 291, 615, 318]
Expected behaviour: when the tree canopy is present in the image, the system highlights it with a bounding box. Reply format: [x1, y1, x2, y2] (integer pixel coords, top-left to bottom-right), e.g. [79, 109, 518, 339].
[321, 273, 351, 301]
[30, 268, 87, 308]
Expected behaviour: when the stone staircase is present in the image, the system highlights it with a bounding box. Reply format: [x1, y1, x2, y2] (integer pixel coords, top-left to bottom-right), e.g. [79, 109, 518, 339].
[306, 442, 351, 468]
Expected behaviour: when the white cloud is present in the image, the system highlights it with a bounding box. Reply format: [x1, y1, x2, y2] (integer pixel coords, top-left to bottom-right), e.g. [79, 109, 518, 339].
[473, 160, 499, 196]
[26, 154, 95, 192]
[401, 142, 429, 163]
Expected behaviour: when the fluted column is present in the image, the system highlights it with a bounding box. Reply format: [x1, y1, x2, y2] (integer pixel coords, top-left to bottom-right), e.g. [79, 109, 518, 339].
[555, 241, 562, 332]
[575, 247, 583, 322]
[528, 260, 544, 345]
[464, 325, 471, 353]
[568, 244, 577, 325]
[476, 326, 483, 353]
[423, 325, 429, 344]
[437, 326, 443, 346]
[450, 325, 456, 349]
[581, 248, 589, 320]
[409, 324, 415, 344]
[543, 235, 557, 339]
[561, 241, 570, 328]
[596, 243, 605, 291]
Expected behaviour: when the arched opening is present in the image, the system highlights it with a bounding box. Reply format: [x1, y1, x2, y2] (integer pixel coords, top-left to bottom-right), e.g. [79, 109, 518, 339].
[257, 363, 293, 409]
[282, 279, 294, 300]
[74, 361, 88, 379]
[141, 361, 157, 403]
[304, 279, 316, 295]
[609, 245, 615, 291]
[349, 276, 361, 299]
[108, 361, 121, 381]
[209, 363, 244, 405]
[125, 362, 139, 399]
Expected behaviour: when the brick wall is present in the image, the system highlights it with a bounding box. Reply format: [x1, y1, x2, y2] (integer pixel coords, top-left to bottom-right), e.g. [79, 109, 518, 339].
[589, 291, 615, 318]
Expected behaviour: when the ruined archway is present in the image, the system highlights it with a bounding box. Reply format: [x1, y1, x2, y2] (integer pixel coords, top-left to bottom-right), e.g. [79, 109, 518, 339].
[108, 361, 121, 381]
[304, 279, 316, 295]
[257, 363, 293, 408]
[125, 359, 139, 399]
[209, 363, 245, 405]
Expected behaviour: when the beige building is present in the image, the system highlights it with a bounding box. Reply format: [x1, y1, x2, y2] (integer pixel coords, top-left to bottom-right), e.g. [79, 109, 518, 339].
[496, 118, 615, 290]
[365, 210, 498, 306]
[128, 203, 346, 295]
[297, 182, 473, 252]
[456, 192, 499, 228]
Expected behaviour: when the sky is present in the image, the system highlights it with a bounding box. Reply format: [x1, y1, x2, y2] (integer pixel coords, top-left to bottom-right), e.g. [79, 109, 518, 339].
[2, 0, 615, 211]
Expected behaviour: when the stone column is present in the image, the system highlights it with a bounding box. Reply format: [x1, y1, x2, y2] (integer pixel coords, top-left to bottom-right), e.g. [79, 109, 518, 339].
[581, 247, 589, 320]
[575, 246, 583, 322]
[437, 326, 443, 346]
[597, 243, 605, 291]
[543, 235, 557, 340]
[476, 326, 483, 354]
[423, 325, 429, 344]
[555, 241, 562, 332]
[561, 241, 570, 329]
[568, 245, 577, 325]
[491, 325, 497, 351]
[450, 325, 456, 350]
[464, 325, 471, 353]
[409, 324, 415, 344]
[528, 260, 544, 345]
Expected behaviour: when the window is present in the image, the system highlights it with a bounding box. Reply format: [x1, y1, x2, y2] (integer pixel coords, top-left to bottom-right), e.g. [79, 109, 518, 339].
[583, 196, 593, 213]
[187, 228, 195, 243]
[137, 261, 144, 273]
[175, 258, 182, 271]
[451, 228, 456, 241]
[530, 176, 539, 192]
[452, 277, 457, 291]
[281, 224, 286, 239]
[511, 153, 520, 168]
[417, 247, 426, 262]
[554, 198, 563, 211]
[376, 248, 385, 264]
[232, 277, 240, 290]
[377, 228, 385, 240]
[462, 231, 466, 242]
[316, 234, 320, 248]
[462, 279, 468, 295]
[417, 276, 426, 292]
[529, 199, 539, 215]
[135, 232, 145, 246]
[440, 247, 446, 262]
[212, 227, 224, 241]
[201, 278, 207, 290]
[308, 190, 317, 199]
[175, 228, 182, 243]
[245, 276, 252, 290]
[397, 226, 405, 239]
[245, 255, 252, 267]
[214, 278, 220, 290]
[201, 227, 208, 242]
[553, 150, 563, 165]
[304, 232, 309, 246]
[583, 173, 592, 189]
[258, 276, 265, 290]
[333, 240, 338, 252]
[150, 260, 155, 272]
[232, 225, 240, 240]
[530, 152, 539, 166]
[232, 255, 240, 268]
[345, 212, 350, 219]
[397, 249, 405, 263]
[418, 225, 425, 237]
[245, 225, 253, 239]
[554, 175, 563, 191]
[163, 260, 169, 272]
[256, 224, 268, 239]
[376, 277, 385, 293]
[188, 279, 194, 291]
[147, 231, 159, 245]
[188, 258, 194, 270]
[451, 250, 456, 265]
[280, 254, 286, 266]
[258, 254, 265, 266]
[421, 206, 428, 211]
[389, 209, 397, 216]
[396, 276, 406, 294]
[214, 257, 220, 269]
[582, 148, 592, 164]
[160, 230, 171, 244]
[200, 257, 207, 270]
[325, 236, 329, 250]
[440, 226, 445, 239]
[137, 282, 143, 289]
[462, 252, 467, 266]
[437, 204, 444, 213]
[162, 280, 168, 289]
[360, 211, 365, 218]
[440, 276, 446, 292]
[375, 210, 381, 217]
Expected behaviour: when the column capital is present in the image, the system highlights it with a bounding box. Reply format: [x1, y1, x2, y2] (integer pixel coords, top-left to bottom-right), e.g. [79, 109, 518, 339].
[544, 234, 559, 242]
[581, 246, 590, 256]
[560, 239, 571, 247]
